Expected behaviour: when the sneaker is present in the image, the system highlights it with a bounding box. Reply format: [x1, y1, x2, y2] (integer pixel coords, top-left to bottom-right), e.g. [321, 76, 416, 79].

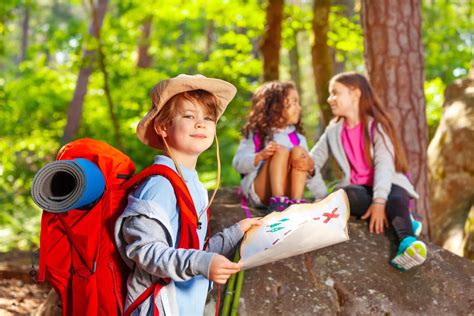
[288, 198, 307, 205]
[410, 213, 422, 237]
[268, 196, 289, 212]
[390, 236, 427, 271]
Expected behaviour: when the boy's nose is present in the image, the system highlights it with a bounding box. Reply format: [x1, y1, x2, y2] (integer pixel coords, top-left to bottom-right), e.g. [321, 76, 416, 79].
[195, 120, 205, 128]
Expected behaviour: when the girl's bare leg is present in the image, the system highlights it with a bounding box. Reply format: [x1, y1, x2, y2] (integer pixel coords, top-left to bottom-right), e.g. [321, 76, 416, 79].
[254, 159, 272, 205]
[289, 146, 308, 200]
[269, 147, 290, 196]
[254, 147, 291, 204]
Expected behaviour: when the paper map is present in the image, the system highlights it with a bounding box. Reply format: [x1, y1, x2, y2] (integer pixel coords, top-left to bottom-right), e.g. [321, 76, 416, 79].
[240, 189, 350, 269]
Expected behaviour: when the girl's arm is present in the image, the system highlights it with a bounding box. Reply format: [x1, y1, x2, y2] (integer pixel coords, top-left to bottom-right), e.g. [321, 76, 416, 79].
[122, 215, 215, 281]
[372, 124, 396, 201]
[232, 136, 259, 174]
[307, 130, 330, 199]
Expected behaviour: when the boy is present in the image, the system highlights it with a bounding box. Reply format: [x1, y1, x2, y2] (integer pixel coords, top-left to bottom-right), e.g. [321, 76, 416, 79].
[115, 74, 261, 315]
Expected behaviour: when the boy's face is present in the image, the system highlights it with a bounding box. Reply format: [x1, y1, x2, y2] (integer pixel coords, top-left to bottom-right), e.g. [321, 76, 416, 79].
[162, 99, 216, 158]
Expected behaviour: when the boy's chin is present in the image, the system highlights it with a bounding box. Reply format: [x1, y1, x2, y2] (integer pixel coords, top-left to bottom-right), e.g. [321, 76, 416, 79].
[188, 145, 213, 155]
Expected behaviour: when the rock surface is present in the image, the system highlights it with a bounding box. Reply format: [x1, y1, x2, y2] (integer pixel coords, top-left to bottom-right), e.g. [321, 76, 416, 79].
[206, 188, 474, 315]
[428, 69, 474, 256]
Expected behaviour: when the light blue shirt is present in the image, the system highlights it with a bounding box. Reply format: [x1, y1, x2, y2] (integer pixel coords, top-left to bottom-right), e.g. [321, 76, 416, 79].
[132, 155, 209, 316]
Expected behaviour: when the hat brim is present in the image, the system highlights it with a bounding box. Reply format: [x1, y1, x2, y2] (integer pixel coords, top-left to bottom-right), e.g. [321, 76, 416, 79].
[136, 75, 237, 150]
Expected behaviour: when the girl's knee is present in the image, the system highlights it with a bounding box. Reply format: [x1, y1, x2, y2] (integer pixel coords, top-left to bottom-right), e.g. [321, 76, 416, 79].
[274, 146, 290, 156]
[290, 146, 307, 157]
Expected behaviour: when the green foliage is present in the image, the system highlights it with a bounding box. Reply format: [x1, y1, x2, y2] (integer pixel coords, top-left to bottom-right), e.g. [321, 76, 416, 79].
[422, 0, 472, 84]
[424, 78, 445, 139]
[328, 4, 364, 72]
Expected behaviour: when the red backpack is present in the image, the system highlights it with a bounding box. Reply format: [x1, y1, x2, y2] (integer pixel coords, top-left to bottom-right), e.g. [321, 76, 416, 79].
[37, 138, 203, 315]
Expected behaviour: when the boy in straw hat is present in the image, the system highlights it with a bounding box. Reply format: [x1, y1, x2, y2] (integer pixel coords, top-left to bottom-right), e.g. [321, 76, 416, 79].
[115, 74, 262, 315]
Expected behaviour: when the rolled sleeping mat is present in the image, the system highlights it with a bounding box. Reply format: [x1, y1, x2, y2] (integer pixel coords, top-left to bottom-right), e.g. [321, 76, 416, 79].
[31, 158, 105, 213]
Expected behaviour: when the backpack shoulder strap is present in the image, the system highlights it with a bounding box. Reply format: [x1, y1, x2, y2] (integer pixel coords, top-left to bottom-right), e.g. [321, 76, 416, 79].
[288, 131, 300, 146]
[252, 133, 262, 152]
[122, 164, 198, 232]
[253, 131, 300, 152]
[369, 120, 376, 141]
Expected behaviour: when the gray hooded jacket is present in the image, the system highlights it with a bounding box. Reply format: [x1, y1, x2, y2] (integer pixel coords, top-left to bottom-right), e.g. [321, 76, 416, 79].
[306, 118, 418, 200]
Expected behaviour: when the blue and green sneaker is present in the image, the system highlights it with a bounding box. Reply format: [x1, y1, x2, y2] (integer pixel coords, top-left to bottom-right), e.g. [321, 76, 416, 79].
[390, 236, 427, 271]
[410, 213, 422, 237]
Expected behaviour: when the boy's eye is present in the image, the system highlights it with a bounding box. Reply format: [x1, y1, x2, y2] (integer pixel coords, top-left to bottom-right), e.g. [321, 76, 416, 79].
[204, 117, 215, 121]
[183, 114, 194, 119]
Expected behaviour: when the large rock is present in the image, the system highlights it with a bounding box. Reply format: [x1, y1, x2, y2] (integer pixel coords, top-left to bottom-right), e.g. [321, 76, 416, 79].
[206, 188, 474, 315]
[428, 70, 474, 256]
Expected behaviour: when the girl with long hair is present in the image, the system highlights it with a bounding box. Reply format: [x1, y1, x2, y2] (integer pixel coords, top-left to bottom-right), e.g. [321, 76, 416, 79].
[307, 72, 426, 271]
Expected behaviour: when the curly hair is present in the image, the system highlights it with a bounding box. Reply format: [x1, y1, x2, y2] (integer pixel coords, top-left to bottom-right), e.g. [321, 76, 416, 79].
[242, 81, 303, 143]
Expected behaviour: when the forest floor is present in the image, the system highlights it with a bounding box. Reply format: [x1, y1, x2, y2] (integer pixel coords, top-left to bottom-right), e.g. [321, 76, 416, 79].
[0, 250, 50, 315]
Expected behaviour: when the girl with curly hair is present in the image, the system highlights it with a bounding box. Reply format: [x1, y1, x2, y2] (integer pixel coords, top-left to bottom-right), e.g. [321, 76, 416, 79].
[233, 81, 314, 212]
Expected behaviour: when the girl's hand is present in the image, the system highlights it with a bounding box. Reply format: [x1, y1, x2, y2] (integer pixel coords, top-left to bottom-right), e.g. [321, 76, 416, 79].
[238, 217, 263, 233]
[361, 203, 388, 234]
[255, 141, 279, 164]
[209, 255, 241, 284]
[291, 152, 314, 172]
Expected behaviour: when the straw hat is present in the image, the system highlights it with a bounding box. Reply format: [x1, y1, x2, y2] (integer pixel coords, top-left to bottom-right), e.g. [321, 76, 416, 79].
[136, 74, 237, 149]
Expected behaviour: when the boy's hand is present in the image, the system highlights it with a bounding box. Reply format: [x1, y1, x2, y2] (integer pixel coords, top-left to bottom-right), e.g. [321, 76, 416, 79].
[291, 152, 314, 172]
[238, 217, 263, 233]
[209, 255, 241, 284]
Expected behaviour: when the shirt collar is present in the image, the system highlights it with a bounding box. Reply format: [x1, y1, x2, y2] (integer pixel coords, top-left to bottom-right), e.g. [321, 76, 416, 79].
[153, 155, 198, 181]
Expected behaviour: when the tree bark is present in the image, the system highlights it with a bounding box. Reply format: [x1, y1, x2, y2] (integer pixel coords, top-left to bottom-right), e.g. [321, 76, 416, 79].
[205, 21, 214, 60]
[289, 31, 302, 94]
[260, 0, 284, 82]
[361, 0, 431, 237]
[18, 5, 30, 63]
[137, 16, 153, 68]
[311, 0, 333, 128]
[98, 37, 123, 150]
[62, 0, 109, 144]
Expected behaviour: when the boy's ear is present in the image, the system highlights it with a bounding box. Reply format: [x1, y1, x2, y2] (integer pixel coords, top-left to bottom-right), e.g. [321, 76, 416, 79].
[154, 125, 167, 138]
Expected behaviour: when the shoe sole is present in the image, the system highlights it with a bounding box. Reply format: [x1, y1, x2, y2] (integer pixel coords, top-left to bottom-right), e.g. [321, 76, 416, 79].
[390, 241, 427, 271]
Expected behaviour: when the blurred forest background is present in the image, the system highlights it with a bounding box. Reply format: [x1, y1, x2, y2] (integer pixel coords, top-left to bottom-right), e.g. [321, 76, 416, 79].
[0, 0, 472, 258]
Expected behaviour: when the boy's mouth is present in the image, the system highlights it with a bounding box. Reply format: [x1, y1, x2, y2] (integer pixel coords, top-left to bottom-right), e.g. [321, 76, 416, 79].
[190, 134, 207, 139]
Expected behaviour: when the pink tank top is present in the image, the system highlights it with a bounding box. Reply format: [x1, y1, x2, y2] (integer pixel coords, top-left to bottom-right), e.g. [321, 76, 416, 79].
[341, 122, 374, 186]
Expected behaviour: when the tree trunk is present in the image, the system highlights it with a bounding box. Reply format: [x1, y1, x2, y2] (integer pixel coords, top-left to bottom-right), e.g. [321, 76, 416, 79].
[205, 21, 214, 60]
[260, 0, 284, 82]
[361, 0, 431, 237]
[98, 37, 123, 150]
[311, 0, 333, 128]
[18, 5, 30, 63]
[137, 16, 153, 68]
[62, 0, 109, 144]
[289, 31, 302, 94]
